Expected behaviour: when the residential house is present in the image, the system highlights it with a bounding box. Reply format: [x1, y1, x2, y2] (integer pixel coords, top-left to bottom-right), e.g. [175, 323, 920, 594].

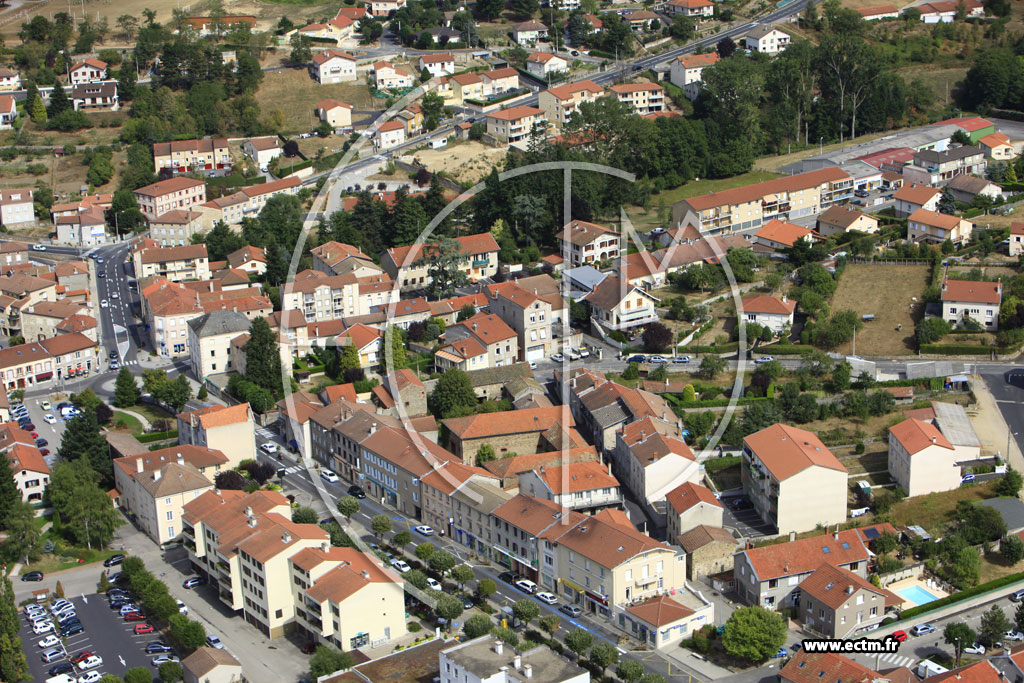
[141, 280, 202, 358]
[619, 594, 714, 650]
[0, 95, 16, 130]
[903, 145, 987, 186]
[419, 53, 455, 77]
[0, 68, 21, 91]
[907, 208, 973, 246]
[614, 417, 699, 519]
[177, 403, 257, 470]
[371, 61, 414, 89]
[584, 276, 659, 333]
[780, 653, 884, 683]
[337, 324, 383, 368]
[485, 281, 554, 362]
[0, 240, 29, 267]
[947, 174, 1002, 203]
[893, 184, 941, 217]
[0, 188, 34, 228]
[435, 313, 519, 375]
[181, 489, 329, 638]
[149, 210, 203, 247]
[481, 67, 520, 95]
[55, 206, 106, 247]
[816, 205, 880, 236]
[69, 58, 107, 85]
[153, 137, 230, 175]
[672, 168, 854, 234]
[444, 405, 576, 463]
[745, 26, 790, 54]
[295, 16, 354, 43]
[512, 20, 548, 45]
[227, 246, 267, 276]
[186, 309, 251, 378]
[677, 525, 736, 581]
[538, 80, 603, 128]
[485, 106, 547, 145]
[1010, 223, 1024, 257]
[754, 219, 819, 250]
[0, 334, 98, 390]
[856, 5, 900, 19]
[316, 99, 353, 129]
[374, 121, 407, 151]
[558, 220, 621, 267]
[440, 636, 588, 683]
[6, 440, 49, 502]
[742, 423, 849, 535]
[625, 9, 659, 29]
[666, 0, 714, 18]
[567, 372, 675, 452]
[517, 461, 622, 512]
[608, 83, 665, 115]
[367, 0, 407, 16]
[371, 368, 427, 416]
[243, 137, 282, 169]
[133, 177, 207, 221]
[739, 295, 796, 335]
[183, 15, 257, 34]
[733, 527, 873, 608]
[281, 269, 396, 324]
[526, 52, 569, 78]
[71, 81, 119, 111]
[182, 648, 243, 683]
[113, 446, 224, 544]
[913, 0, 984, 22]
[310, 50, 357, 83]
[665, 481, 724, 541]
[979, 132, 1016, 161]
[941, 277, 1001, 331]
[311, 241, 381, 277]
[448, 73, 484, 105]
[800, 563, 900, 637]
[290, 546, 406, 652]
[133, 243, 211, 281]
[20, 301, 91, 342]
[381, 233, 499, 290]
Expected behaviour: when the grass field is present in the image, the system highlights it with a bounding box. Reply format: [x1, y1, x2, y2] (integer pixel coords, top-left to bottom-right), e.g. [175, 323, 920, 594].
[829, 264, 930, 356]
[112, 411, 144, 435]
[889, 479, 998, 534]
[894, 66, 968, 107]
[836, 446, 888, 476]
[627, 171, 784, 231]
[256, 70, 377, 132]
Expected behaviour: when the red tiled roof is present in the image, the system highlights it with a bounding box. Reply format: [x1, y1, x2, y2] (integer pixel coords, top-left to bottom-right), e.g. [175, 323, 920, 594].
[626, 596, 694, 627]
[742, 529, 869, 580]
[889, 417, 953, 453]
[665, 481, 720, 514]
[934, 116, 993, 132]
[755, 219, 814, 247]
[741, 295, 796, 315]
[684, 168, 849, 212]
[940, 278, 1001, 304]
[893, 184, 941, 205]
[744, 423, 846, 481]
[779, 652, 879, 683]
[676, 53, 720, 69]
[487, 105, 544, 121]
[385, 233, 498, 267]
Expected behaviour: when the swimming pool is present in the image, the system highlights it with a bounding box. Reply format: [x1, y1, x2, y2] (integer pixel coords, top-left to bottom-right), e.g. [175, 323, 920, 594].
[898, 585, 941, 606]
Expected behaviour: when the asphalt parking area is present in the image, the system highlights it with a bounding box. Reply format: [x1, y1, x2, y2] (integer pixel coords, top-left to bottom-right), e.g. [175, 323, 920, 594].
[720, 496, 774, 538]
[18, 594, 157, 682]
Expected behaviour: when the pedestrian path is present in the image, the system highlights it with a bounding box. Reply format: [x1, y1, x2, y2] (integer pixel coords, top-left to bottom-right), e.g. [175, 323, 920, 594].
[256, 426, 277, 441]
[860, 653, 917, 669]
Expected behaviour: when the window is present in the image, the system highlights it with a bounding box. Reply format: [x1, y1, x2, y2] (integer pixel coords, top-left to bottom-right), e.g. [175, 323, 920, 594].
[167, 526, 174, 537]
[625, 569, 632, 581]
[275, 609, 283, 618]
[166, 511, 174, 521]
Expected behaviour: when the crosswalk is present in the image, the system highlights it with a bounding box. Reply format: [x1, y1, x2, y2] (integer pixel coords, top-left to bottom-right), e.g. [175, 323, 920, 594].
[256, 427, 277, 440]
[870, 653, 917, 668]
[281, 465, 302, 475]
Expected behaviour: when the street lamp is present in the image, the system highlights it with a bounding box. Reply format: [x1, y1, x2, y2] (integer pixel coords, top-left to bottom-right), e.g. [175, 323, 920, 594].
[1008, 431, 1019, 460]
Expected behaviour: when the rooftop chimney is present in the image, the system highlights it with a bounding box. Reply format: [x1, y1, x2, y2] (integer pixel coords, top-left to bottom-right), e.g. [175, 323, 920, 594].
[361, 570, 370, 579]
[136, 458, 145, 473]
[513, 655, 522, 670]
[247, 517, 257, 527]
[607, 461, 612, 475]
[494, 641, 504, 656]
[177, 453, 185, 465]
[846, 585, 854, 595]
[244, 506, 253, 517]
[931, 436, 937, 443]
[321, 541, 329, 553]
[524, 665, 533, 679]
[282, 531, 292, 543]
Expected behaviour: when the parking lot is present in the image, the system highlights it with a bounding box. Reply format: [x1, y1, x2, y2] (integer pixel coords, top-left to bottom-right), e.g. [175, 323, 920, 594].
[719, 493, 775, 538]
[13, 396, 82, 469]
[18, 593, 166, 681]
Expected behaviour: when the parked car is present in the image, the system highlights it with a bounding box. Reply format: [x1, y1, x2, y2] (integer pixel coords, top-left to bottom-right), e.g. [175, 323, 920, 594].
[964, 643, 986, 655]
[550, 353, 565, 363]
[320, 469, 340, 484]
[1006, 630, 1024, 642]
[910, 624, 935, 636]
[71, 651, 95, 664]
[559, 605, 582, 618]
[1011, 589, 1024, 602]
[79, 671, 103, 683]
[390, 559, 411, 573]
[125, 612, 146, 622]
[347, 485, 366, 499]
[962, 473, 976, 484]
[774, 647, 789, 658]
[145, 642, 173, 654]
[413, 525, 434, 536]
[673, 355, 691, 364]
[648, 355, 668, 364]
[37, 635, 60, 649]
[33, 621, 54, 634]
[151, 656, 180, 666]
[259, 442, 278, 455]
[76, 655, 102, 671]
[626, 355, 645, 363]
[536, 592, 558, 605]
[498, 571, 518, 585]
[104, 554, 125, 567]
[49, 662, 75, 676]
[205, 635, 224, 649]
[135, 623, 155, 634]
[59, 623, 84, 637]
[21, 571, 43, 582]
[426, 578, 442, 591]
[176, 600, 187, 614]
[754, 356, 775, 364]
[514, 578, 538, 594]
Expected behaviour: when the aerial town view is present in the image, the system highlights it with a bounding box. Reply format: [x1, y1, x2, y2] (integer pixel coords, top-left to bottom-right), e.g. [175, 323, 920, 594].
[7, 0, 1024, 682]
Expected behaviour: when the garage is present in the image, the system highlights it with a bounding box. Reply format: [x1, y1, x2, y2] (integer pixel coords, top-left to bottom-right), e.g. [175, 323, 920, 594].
[526, 346, 545, 361]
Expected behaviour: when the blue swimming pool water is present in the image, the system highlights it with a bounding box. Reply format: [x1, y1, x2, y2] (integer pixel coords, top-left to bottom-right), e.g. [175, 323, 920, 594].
[898, 585, 940, 605]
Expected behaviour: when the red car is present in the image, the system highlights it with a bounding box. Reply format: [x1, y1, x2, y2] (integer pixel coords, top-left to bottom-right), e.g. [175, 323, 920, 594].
[40, 449, 49, 456]
[302, 642, 316, 654]
[72, 651, 94, 663]
[30, 432, 38, 438]
[124, 611, 145, 621]
[892, 630, 908, 643]
[134, 623, 154, 634]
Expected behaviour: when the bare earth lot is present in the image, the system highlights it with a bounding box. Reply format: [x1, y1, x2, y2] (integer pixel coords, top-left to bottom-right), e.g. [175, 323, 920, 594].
[409, 140, 507, 186]
[829, 264, 929, 356]
[256, 70, 378, 133]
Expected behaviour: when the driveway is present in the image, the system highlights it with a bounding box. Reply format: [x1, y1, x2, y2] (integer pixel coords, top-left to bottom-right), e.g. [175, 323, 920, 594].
[719, 494, 774, 538]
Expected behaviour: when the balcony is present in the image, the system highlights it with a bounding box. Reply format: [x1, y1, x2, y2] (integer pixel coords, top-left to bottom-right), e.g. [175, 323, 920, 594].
[182, 525, 195, 539]
[215, 560, 231, 575]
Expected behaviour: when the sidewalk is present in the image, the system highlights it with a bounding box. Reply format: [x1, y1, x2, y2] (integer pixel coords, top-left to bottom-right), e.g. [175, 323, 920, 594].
[660, 647, 735, 679]
[970, 375, 1023, 472]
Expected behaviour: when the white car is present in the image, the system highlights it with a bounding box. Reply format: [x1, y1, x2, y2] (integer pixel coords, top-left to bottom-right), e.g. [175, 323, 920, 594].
[79, 672, 103, 683]
[152, 655, 180, 665]
[390, 559, 411, 573]
[1006, 630, 1024, 642]
[33, 621, 54, 634]
[43, 414, 56, 424]
[536, 591, 558, 605]
[514, 578, 538, 594]
[260, 442, 278, 455]
[426, 578, 442, 591]
[754, 356, 775, 364]
[206, 634, 224, 649]
[320, 469, 340, 484]
[50, 600, 71, 613]
[413, 525, 434, 536]
[100, 300, 109, 308]
[964, 643, 986, 655]
[110, 291, 119, 299]
[32, 244, 46, 251]
[550, 353, 565, 363]
[37, 635, 60, 648]
[176, 600, 187, 614]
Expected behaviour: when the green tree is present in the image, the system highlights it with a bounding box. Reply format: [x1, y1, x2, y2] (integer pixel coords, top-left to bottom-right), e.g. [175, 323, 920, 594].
[428, 368, 477, 418]
[464, 614, 494, 638]
[698, 355, 727, 380]
[539, 614, 561, 636]
[113, 367, 141, 407]
[416, 542, 435, 561]
[421, 91, 445, 131]
[997, 467, 1024, 497]
[512, 599, 540, 627]
[292, 506, 318, 524]
[590, 642, 619, 676]
[915, 318, 951, 346]
[564, 628, 594, 658]
[429, 550, 457, 576]
[980, 605, 1011, 645]
[371, 514, 392, 537]
[0, 461, 19, 529]
[3, 500, 42, 563]
[0, 575, 27, 683]
[30, 93, 46, 124]
[310, 646, 354, 679]
[415, 237, 470, 298]
[476, 444, 496, 464]
[451, 564, 475, 589]
[48, 459, 123, 548]
[434, 594, 464, 628]
[246, 317, 283, 398]
[406, 569, 429, 590]
[336, 496, 360, 519]
[168, 614, 206, 651]
[1003, 535, 1024, 565]
[477, 578, 497, 599]
[393, 530, 412, 549]
[1016, 603, 1024, 632]
[47, 82, 70, 118]
[721, 607, 787, 661]
[158, 662, 183, 683]
[616, 660, 645, 683]
[938, 187, 957, 215]
[124, 667, 153, 683]
[944, 622, 977, 666]
[640, 675, 666, 683]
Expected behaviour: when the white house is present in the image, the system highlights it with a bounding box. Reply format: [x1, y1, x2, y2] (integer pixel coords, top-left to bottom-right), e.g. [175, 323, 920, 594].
[739, 295, 796, 335]
[940, 278, 1001, 331]
[243, 137, 282, 169]
[888, 417, 981, 497]
[665, 0, 714, 18]
[526, 52, 569, 78]
[669, 53, 720, 100]
[0, 188, 35, 229]
[372, 61, 414, 89]
[418, 53, 455, 78]
[0, 94, 15, 130]
[614, 417, 700, 519]
[375, 121, 407, 151]
[512, 20, 548, 46]
[744, 26, 790, 54]
[0, 68, 21, 91]
[893, 184, 941, 217]
[69, 58, 107, 85]
[310, 49, 357, 83]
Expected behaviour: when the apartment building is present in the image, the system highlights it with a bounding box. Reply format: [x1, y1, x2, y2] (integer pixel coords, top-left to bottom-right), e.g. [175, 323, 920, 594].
[0, 332, 97, 390]
[182, 489, 329, 638]
[485, 106, 547, 145]
[21, 301, 91, 342]
[0, 188, 35, 229]
[6, 440, 49, 502]
[742, 423, 849, 535]
[435, 313, 520, 373]
[113, 446, 224, 544]
[669, 53, 720, 99]
[538, 80, 603, 127]
[186, 309, 251, 378]
[134, 243, 211, 281]
[518, 461, 622, 512]
[893, 184, 941, 217]
[739, 295, 796, 335]
[142, 280, 202, 358]
[310, 241, 381, 278]
[134, 177, 207, 221]
[440, 636, 589, 683]
[484, 282, 554, 363]
[614, 417, 699, 518]
[177, 402, 257, 470]
[444, 406, 576, 463]
[940, 278, 1001, 330]
[195, 177, 300, 229]
[888, 415, 982, 497]
[565, 371, 675, 452]
[558, 220, 621, 267]
[733, 527, 874, 608]
[382, 233, 499, 290]
[420, 461, 511, 556]
[584, 276, 659, 333]
[448, 73, 484, 105]
[152, 137, 231, 175]
[150, 210, 203, 247]
[745, 26, 790, 54]
[55, 206, 106, 247]
[608, 83, 665, 115]
[665, 482, 723, 542]
[316, 99, 353, 129]
[290, 546, 406, 652]
[310, 50, 357, 83]
[908, 208, 973, 246]
[282, 269, 396, 323]
[526, 52, 569, 78]
[671, 167, 853, 234]
[903, 145, 986, 186]
[69, 58, 107, 85]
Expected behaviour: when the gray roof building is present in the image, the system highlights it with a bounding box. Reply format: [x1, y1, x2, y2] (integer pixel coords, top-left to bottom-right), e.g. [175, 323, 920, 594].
[187, 309, 251, 338]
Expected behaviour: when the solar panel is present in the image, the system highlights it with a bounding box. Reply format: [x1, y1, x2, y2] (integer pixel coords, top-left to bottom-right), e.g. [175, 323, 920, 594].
[822, 546, 831, 553]
[863, 528, 880, 540]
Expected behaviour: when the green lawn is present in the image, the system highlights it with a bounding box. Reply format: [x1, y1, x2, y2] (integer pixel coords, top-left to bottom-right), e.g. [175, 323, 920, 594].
[21, 547, 121, 575]
[111, 411, 144, 435]
[888, 480, 999, 535]
[129, 402, 177, 427]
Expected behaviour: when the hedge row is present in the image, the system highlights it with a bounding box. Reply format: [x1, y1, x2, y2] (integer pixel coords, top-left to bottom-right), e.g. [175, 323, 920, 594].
[755, 344, 811, 355]
[919, 344, 999, 355]
[683, 343, 739, 353]
[666, 395, 771, 409]
[898, 572, 1024, 621]
[137, 429, 178, 443]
